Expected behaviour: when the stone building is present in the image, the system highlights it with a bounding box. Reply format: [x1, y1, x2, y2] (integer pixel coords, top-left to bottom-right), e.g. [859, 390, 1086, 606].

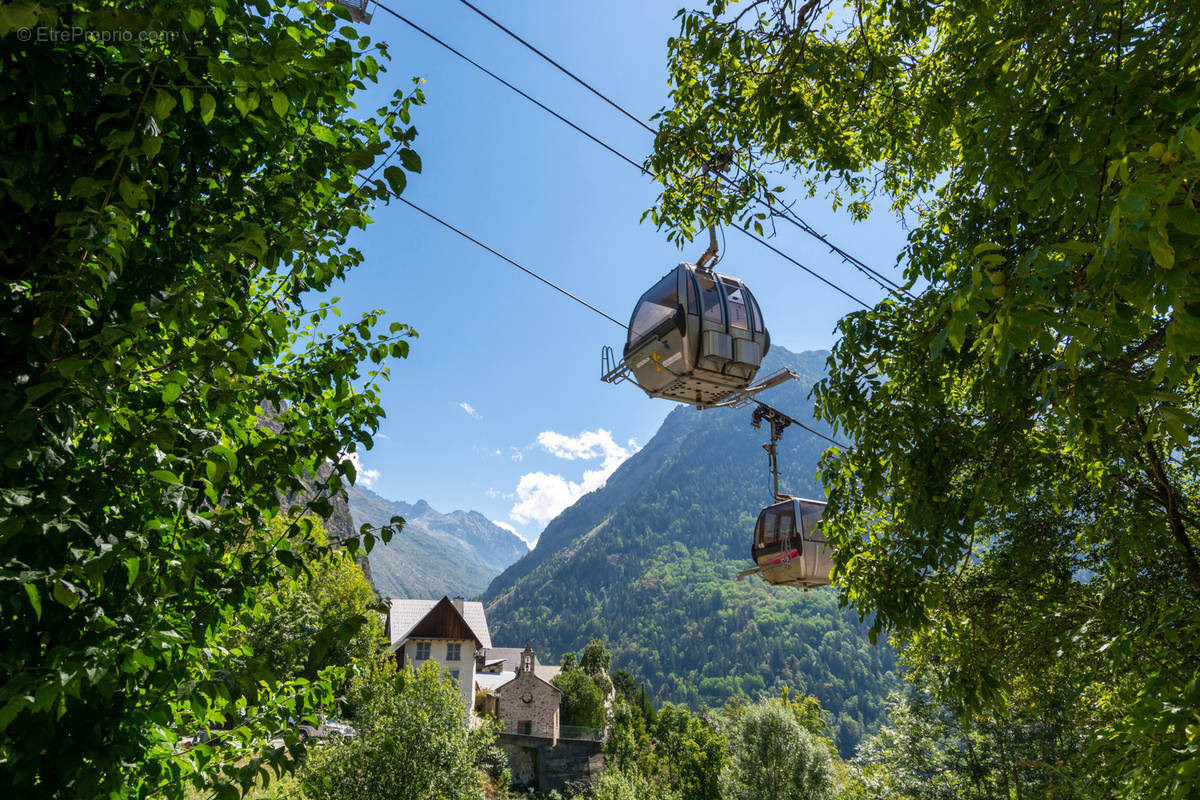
[495, 644, 562, 743]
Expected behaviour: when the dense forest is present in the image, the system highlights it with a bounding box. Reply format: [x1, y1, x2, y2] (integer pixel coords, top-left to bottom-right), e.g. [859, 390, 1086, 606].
[485, 348, 898, 755]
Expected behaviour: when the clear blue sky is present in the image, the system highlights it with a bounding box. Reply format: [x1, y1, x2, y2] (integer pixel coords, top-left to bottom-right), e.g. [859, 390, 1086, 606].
[333, 0, 907, 543]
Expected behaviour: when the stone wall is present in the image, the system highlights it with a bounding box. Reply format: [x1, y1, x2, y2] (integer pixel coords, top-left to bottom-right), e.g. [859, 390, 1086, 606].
[499, 733, 604, 793]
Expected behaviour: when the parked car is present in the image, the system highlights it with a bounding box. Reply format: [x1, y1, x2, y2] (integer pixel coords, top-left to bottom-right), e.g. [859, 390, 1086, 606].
[292, 717, 356, 741]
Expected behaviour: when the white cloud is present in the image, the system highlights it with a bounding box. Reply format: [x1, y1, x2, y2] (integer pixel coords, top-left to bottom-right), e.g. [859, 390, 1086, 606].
[486, 487, 514, 500]
[458, 401, 481, 420]
[510, 447, 524, 462]
[508, 429, 639, 526]
[340, 451, 380, 488]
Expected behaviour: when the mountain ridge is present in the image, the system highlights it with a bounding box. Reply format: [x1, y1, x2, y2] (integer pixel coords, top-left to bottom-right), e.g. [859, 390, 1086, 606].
[348, 486, 528, 600]
[482, 346, 897, 756]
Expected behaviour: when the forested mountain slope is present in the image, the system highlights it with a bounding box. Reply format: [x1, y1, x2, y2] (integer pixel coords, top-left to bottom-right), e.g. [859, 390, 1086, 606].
[482, 347, 897, 755]
[349, 487, 528, 599]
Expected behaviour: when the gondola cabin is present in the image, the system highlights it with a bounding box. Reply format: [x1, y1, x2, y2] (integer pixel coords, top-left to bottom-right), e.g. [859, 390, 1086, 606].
[751, 497, 833, 588]
[622, 264, 770, 408]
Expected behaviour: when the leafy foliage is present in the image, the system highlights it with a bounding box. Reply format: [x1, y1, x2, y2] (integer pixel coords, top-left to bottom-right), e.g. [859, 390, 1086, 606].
[485, 349, 898, 756]
[846, 676, 1086, 800]
[0, 1, 423, 795]
[598, 689, 834, 800]
[552, 669, 606, 730]
[302, 661, 500, 800]
[649, 1, 1200, 795]
[728, 699, 835, 800]
[241, 518, 383, 682]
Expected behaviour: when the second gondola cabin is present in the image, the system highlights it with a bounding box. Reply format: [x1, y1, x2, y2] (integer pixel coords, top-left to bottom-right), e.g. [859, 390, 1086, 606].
[623, 264, 770, 408]
[752, 497, 833, 588]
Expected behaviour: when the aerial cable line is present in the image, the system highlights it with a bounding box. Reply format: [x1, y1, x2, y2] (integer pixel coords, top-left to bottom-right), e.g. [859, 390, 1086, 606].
[753, 400, 851, 451]
[371, 2, 871, 310]
[380, 192, 628, 329]
[372, 3, 644, 172]
[406, 0, 911, 299]
[450, 0, 657, 135]
[732, 226, 871, 309]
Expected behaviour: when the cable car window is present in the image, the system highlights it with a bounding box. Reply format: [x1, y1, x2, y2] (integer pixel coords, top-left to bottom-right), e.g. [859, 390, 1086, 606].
[799, 502, 825, 541]
[721, 277, 750, 330]
[759, 511, 778, 546]
[777, 507, 796, 539]
[695, 272, 724, 324]
[686, 272, 699, 315]
[628, 273, 679, 345]
[744, 286, 764, 334]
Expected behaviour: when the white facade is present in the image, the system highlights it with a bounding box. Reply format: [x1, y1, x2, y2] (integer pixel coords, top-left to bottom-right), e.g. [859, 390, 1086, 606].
[398, 636, 477, 714]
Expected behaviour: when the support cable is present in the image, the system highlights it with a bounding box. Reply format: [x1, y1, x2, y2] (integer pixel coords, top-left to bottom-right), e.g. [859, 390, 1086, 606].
[381, 192, 628, 329]
[372, 2, 871, 309]
[412, 0, 911, 298]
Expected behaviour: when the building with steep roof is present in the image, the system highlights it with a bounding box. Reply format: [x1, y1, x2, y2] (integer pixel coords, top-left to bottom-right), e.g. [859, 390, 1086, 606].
[386, 595, 489, 714]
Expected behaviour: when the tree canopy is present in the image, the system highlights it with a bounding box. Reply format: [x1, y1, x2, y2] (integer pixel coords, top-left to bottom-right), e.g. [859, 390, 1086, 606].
[0, 1, 421, 796]
[650, 1, 1200, 796]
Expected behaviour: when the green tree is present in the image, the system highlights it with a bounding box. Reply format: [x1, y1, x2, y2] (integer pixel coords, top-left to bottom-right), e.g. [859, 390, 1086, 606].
[653, 704, 730, 800]
[579, 636, 615, 696]
[552, 669, 605, 729]
[302, 661, 499, 800]
[728, 699, 835, 800]
[242, 517, 383, 681]
[0, 1, 422, 796]
[649, 1, 1200, 794]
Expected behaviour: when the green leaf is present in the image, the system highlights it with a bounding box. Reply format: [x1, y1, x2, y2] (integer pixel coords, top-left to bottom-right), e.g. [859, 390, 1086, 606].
[272, 92, 289, 117]
[154, 89, 177, 121]
[1149, 229, 1175, 269]
[69, 177, 105, 199]
[124, 557, 140, 586]
[150, 469, 181, 484]
[947, 317, 967, 351]
[161, 382, 182, 404]
[142, 136, 163, 158]
[311, 125, 337, 145]
[200, 93, 216, 125]
[24, 583, 41, 620]
[399, 148, 422, 173]
[383, 165, 407, 195]
[52, 580, 80, 609]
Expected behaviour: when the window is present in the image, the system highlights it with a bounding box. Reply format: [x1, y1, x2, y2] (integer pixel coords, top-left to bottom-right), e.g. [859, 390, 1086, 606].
[446, 642, 461, 661]
[413, 641, 430, 660]
[721, 277, 749, 330]
[517, 721, 532, 735]
[778, 508, 796, 539]
[628, 273, 679, 346]
[450, 670, 460, 681]
[744, 286, 764, 334]
[758, 511, 778, 546]
[800, 502, 826, 542]
[695, 273, 724, 323]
